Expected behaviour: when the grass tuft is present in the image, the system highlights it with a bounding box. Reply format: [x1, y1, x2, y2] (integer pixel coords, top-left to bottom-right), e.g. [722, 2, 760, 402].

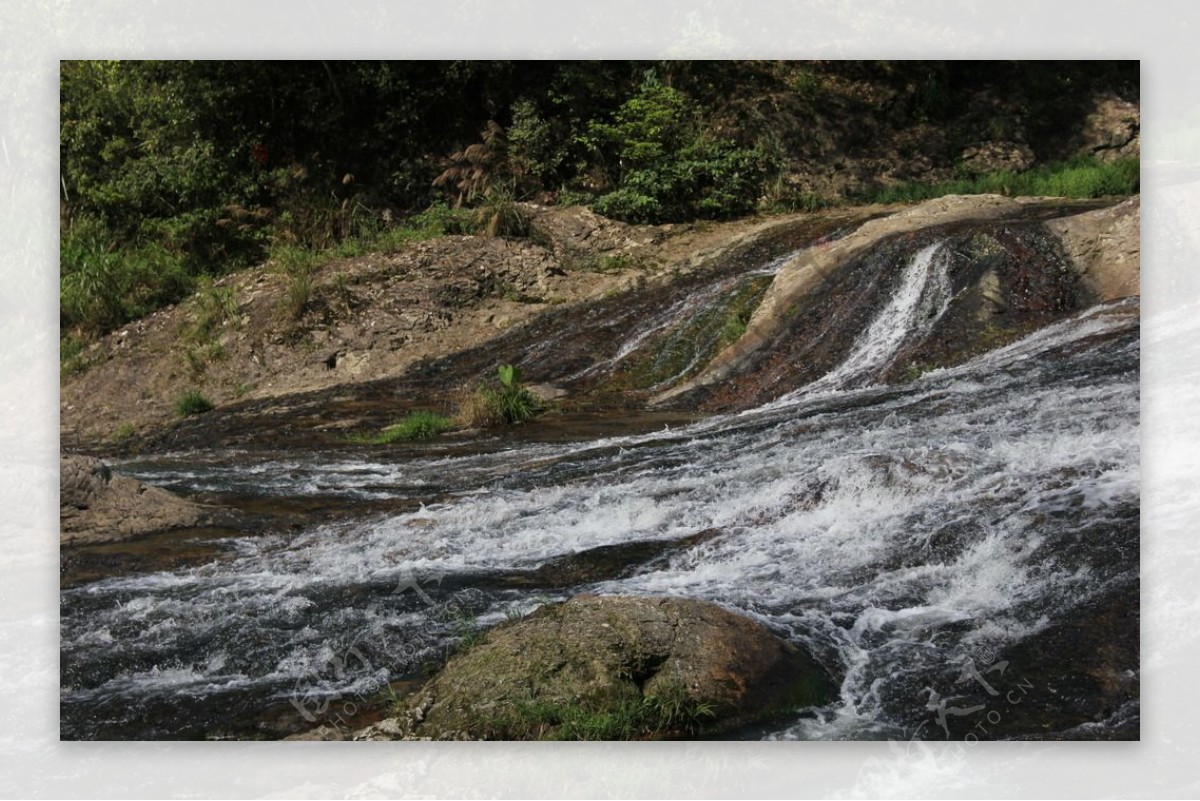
[173, 390, 214, 417]
[350, 410, 453, 444]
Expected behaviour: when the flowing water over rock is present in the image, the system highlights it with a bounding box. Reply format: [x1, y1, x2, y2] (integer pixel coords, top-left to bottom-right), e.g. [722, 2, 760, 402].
[60, 224, 1139, 741]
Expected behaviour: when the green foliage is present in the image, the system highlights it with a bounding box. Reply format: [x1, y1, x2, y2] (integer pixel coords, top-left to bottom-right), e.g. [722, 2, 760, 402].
[351, 410, 453, 444]
[491, 363, 539, 424]
[59, 60, 1140, 340]
[173, 390, 214, 417]
[900, 361, 932, 383]
[60, 214, 194, 336]
[863, 155, 1139, 204]
[594, 254, 636, 273]
[497, 363, 519, 389]
[186, 276, 238, 343]
[60, 334, 91, 378]
[507, 98, 568, 184]
[456, 364, 541, 428]
[585, 77, 776, 223]
[113, 422, 136, 442]
[719, 305, 752, 347]
[282, 266, 314, 322]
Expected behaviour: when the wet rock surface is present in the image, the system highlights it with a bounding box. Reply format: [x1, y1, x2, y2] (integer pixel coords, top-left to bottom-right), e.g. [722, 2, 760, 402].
[660, 197, 1126, 411]
[361, 594, 836, 740]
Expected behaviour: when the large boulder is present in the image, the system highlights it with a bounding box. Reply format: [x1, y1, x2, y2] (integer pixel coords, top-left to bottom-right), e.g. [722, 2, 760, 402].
[1045, 196, 1140, 302]
[60, 454, 231, 545]
[365, 594, 835, 740]
[1077, 94, 1140, 163]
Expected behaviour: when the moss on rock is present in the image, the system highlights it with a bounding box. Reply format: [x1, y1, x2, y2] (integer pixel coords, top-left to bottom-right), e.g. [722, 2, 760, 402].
[366, 594, 836, 741]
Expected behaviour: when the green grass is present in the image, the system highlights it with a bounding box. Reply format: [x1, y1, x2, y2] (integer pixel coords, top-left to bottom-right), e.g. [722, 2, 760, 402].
[482, 679, 718, 740]
[173, 390, 214, 417]
[861, 155, 1139, 205]
[350, 410, 453, 444]
[60, 334, 91, 378]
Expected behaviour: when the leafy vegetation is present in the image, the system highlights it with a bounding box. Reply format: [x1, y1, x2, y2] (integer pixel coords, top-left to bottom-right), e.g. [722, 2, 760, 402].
[60, 60, 1138, 345]
[585, 76, 777, 223]
[455, 364, 542, 428]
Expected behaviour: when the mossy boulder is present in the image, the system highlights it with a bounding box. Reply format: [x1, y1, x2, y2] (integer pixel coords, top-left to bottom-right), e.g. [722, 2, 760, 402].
[367, 594, 836, 740]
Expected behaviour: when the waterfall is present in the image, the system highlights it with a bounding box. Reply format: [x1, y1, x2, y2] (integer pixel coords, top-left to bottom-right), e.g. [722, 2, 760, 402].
[794, 241, 954, 397]
[61, 297, 1138, 740]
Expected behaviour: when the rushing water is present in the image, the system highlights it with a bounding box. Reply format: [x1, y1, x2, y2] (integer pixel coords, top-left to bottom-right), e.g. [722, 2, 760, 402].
[60, 238, 1139, 741]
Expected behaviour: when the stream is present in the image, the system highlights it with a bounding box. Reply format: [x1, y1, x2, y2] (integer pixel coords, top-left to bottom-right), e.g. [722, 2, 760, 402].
[60, 231, 1139, 741]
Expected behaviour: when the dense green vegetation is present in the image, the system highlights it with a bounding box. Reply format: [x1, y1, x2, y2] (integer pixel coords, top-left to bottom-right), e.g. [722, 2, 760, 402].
[859, 154, 1140, 205]
[61, 60, 1139, 347]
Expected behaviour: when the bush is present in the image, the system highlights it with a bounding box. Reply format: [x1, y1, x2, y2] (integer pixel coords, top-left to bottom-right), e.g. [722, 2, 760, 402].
[174, 390, 214, 417]
[455, 364, 541, 428]
[508, 98, 568, 185]
[60, 215, 195, 336]
[474, 185, 530, 238]
[584, 76, 776, 223]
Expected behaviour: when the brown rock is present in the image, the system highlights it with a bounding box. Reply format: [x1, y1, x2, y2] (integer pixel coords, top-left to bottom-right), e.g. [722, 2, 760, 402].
[1046, 196, 1140, 301]
[1078, 94, 1140, 162]
[60, 454, 232, 545]
[367, 594, 835, 740]
[960, 141, 1036, 174]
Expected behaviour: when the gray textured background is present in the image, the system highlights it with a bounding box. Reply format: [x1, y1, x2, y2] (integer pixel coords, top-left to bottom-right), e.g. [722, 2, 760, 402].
[2, 2, 1193, 797]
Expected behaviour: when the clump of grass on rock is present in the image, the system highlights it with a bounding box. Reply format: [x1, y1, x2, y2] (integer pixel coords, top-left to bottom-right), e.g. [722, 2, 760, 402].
[173, 390, 214, 417]
[351, 410, 453, 444]
[455, 364, 541, 428]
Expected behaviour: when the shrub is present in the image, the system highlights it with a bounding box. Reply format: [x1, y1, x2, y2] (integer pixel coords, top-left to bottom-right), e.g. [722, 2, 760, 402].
[474, 184, 530, 238]
[455, 364, 541, 428]
[508, 98, 568, 185]
[60, 215, 195, 337]
[60, 334, 90, 378]
[584, 76, 776, 223]
[174, 390, 214, 417]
